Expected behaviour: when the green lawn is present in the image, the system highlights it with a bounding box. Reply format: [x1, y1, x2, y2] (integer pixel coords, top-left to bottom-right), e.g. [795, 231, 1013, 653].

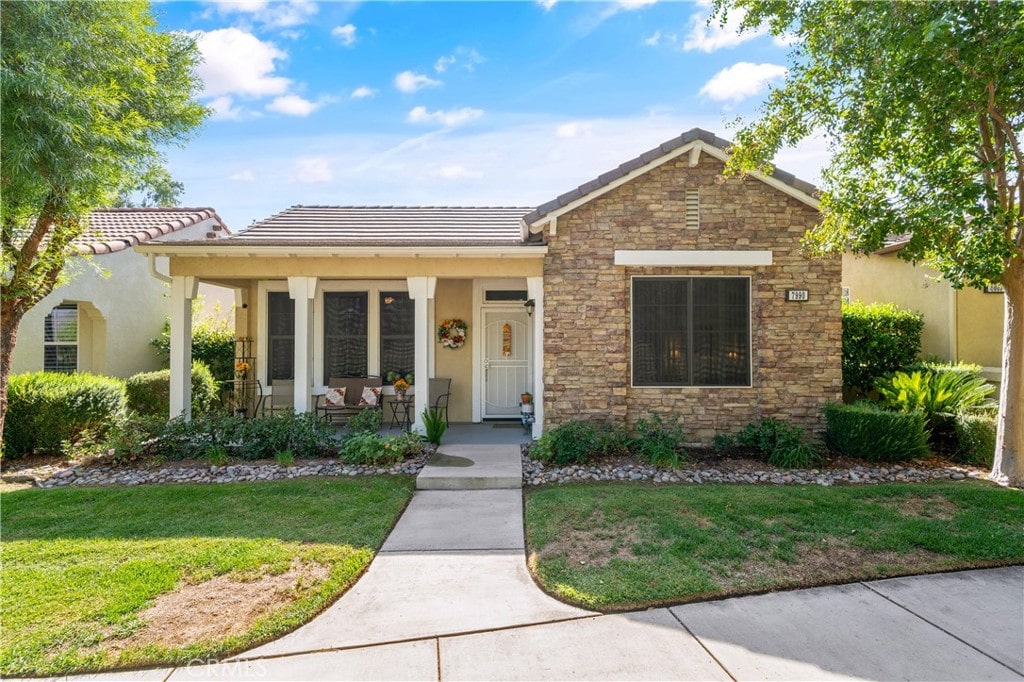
[525, 481, 1024, 611]
[1, 477, 414, 677]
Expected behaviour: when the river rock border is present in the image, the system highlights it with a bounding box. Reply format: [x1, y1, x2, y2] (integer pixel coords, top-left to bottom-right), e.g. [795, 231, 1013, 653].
[521, 451, 985, 487]
[9, 451, 431, 489]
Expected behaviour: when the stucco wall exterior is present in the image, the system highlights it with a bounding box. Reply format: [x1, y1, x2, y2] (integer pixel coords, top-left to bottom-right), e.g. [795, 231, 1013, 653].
[841, 252, 1004, 373]
[10, 221, 232, 378]
[433, 279, 473, 422]
[542, 152, 842, 442]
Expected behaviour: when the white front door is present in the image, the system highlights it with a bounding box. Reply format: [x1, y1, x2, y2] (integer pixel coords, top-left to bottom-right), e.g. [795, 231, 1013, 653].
[482, 309, 531, 418]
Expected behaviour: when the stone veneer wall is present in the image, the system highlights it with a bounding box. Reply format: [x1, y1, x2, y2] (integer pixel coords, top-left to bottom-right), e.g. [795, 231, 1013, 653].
[542, 152, 841, 443]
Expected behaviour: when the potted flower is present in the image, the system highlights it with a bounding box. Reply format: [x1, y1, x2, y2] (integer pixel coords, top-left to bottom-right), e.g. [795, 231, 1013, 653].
[520, 392, 534, 413]
[393, 377, 410, 401]
[235, 360, 251, 379]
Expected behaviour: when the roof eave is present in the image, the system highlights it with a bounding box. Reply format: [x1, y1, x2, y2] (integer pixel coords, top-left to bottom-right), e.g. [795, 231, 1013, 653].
[134, 243, 548, 258]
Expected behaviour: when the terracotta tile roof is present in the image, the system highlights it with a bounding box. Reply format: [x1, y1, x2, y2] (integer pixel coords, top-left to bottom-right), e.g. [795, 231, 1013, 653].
[75, 208, 229, 254]
[522, 128, 820, 226]
[215, 206, 535, 246]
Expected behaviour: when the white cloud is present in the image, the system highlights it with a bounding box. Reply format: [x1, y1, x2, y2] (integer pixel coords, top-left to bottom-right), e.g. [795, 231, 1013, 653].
[407, 106, 484, 128]
[207, 95, 249, 121]
[394, 70, 441, 93]
[642, 30, 662, 46]
[683, 7, 767, 52]
[537, 0, 557, 10]
[206, 0, 317, 28]
[699, 61, 788, 102]
[351, 86, 377, 99]
[292, 156, 333, 183]
[617, 0, 656, 8]
[773, 31, 803, 47]
[332, 23, 357, 47]
[437, 165, 484, 180]
[434, 55, 456, 73]
[229, 169, 255, 182]
[193, 28, 290, 98]
[556, 121, 593, 138]
[267, 94, 321, 117]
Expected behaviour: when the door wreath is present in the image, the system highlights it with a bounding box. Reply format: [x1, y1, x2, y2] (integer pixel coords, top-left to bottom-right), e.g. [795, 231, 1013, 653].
[438, 319, 468, 349]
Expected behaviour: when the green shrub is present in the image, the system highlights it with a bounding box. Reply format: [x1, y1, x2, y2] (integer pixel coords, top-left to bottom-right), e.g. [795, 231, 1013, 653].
[157, 413, 244, 460]
[339, 432, 409, 465]
[633, 414, 687, 467]
[421, 407, 447, 445]
[275, 448, 296, 467]
[824, 402, 930, 462]
[153, 411, 333, 461]
[124, 362, 219, 418]
[842, 301, 924, 394]
[4, 372, 126, 458]
[346, 408, 382, 435]
[714, 417, 820, 469]
[954, 412, 997, 467]
[595, 422, 633, 457]
[105, 413, 166, 464]
[875, 369, 995, 429]
[529, 420, 601, 465]
[206, 444, 230, 466]
[151, 310, 235, 383]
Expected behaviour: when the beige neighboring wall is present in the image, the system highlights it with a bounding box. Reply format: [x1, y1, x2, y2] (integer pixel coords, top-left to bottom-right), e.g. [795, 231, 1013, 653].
[433, 279, 473, 421]
[842, 252, 1004, 374]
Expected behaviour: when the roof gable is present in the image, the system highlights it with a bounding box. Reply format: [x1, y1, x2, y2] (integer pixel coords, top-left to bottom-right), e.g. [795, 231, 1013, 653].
[76, 208, 229, 254]
[523, 128, 819, 231]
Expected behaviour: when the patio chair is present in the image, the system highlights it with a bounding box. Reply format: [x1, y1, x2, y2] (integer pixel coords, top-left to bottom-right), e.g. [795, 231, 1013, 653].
[316, 376, 383, 424]
[262, 379, 294, 415]
[428, 377, 452, 426]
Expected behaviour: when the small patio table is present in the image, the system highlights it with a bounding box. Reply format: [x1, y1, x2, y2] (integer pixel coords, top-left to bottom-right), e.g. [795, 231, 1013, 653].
[390, 394, 415, 431]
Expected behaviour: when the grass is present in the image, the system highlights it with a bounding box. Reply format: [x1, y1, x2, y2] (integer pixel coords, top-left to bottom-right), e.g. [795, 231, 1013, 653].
[0, 477, 414, 677]
[525, 481, 1024, 611]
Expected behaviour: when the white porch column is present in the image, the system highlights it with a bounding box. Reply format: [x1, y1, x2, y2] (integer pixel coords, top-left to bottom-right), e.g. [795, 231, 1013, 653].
[407, 276, 437, 432]
[169, 276, 198, 420]
[527, 277, 545, 439]
[288, 276, 318, 413]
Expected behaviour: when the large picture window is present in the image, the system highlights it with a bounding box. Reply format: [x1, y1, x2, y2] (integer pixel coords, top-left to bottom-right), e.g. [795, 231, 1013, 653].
[379, 292, 414, 380]
[632, 277, 750, 386]
[44, 303, 78, 373]
[267, 292, 294, 385]
[323, 292, 369, 381]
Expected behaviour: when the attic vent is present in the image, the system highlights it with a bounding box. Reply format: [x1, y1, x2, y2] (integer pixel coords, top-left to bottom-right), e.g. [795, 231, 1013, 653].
[685, 189, 699, 229]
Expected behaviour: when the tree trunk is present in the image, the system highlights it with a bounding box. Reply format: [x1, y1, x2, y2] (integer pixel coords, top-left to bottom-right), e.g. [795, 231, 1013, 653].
[991, 255, 1024, 487]
[0, 301, 24, 457]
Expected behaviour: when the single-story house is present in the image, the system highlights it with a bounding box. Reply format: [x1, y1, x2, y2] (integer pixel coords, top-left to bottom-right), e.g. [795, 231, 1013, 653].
[10, 208, 232, 378]
[137, 129, 842, 441]
[843, 240, 1004, 382]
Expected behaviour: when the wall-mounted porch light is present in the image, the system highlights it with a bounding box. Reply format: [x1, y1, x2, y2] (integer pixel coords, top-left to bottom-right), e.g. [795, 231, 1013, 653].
[524, 299, 536, 317]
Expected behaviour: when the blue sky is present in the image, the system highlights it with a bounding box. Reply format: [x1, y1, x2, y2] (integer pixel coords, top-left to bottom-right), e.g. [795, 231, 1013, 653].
[156, 0, 827, 230]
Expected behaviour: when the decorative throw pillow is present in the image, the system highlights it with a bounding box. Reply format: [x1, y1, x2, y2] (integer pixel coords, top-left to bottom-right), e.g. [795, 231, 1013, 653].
[359, 386, 382, 406]
[325, 387, 346, 406]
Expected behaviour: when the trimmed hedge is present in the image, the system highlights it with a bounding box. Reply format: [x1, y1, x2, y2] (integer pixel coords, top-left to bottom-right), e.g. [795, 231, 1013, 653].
[124, 362, 219, 419]
[842, 301, 924, 393]
[954, 412, 997, 467]
[3, 372, 126, 458]
[151, 317, 235, 383]
[824, 401, 930, 462]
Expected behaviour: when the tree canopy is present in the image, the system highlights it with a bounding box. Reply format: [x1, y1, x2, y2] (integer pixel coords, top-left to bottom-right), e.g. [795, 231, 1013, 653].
[710, 0, 1023, 484]
[0, 0, 207, 443]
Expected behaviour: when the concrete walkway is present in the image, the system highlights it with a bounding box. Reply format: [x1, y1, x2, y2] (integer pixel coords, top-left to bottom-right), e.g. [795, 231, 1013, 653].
[34, 443, 1024, 681]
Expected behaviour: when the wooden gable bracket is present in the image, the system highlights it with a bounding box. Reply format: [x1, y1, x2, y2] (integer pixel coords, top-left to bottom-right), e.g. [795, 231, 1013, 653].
[688, 144, 702, 168]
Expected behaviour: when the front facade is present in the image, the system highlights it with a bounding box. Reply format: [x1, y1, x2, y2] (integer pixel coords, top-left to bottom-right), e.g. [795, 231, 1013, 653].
[144, 130, 842, 441]
[10, 208, 231, 378]
[843, 247, 1004, 382]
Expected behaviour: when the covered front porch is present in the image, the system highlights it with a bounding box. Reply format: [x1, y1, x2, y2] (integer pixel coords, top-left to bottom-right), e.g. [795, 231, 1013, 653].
[143, 243, 547, 437]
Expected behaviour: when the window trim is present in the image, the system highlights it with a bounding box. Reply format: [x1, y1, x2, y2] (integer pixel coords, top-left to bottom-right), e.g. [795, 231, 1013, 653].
[312, 280, 408, 393]
[43, 302, 79, 374]
[257, 281, 290, 389]
[629, 275, 753, 389]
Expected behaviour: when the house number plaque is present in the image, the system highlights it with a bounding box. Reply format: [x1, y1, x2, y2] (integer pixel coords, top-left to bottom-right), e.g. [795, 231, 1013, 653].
[785, 289, 809, 302]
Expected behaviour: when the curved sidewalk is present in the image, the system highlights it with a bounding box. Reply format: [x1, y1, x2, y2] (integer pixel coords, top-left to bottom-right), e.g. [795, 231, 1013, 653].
[34, 443, 1024, 681]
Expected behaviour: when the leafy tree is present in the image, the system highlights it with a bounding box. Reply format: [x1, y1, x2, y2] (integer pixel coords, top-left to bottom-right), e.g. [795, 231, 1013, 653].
[113, 166, 186, 208]
[710, 0, 1023, 485]
[0, 1, 206, 444]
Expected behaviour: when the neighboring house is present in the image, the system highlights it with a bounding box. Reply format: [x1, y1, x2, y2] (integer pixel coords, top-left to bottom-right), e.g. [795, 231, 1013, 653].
[138, 129, 841, 441]
[9, 208, 231, 379]
[843, 239, 1004, 382]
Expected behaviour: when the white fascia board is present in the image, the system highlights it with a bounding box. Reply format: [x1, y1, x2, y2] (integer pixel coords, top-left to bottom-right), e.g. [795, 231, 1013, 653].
[527, 140, 819, 232]
[614, 250, 773, 266]
[134, 244, 548, 259]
